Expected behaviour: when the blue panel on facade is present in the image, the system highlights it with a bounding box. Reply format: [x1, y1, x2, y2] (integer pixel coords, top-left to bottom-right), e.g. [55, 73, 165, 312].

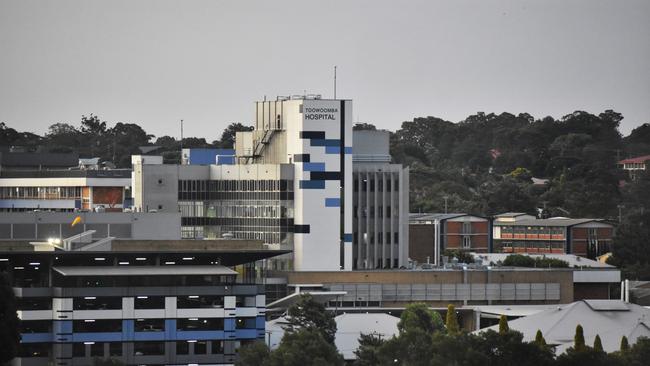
[21, 333, 53, 343]
[311, 139, 340, 147]
[176, 330, 226, 340]
[325, 146, 341, 154]
[235, 329, 259, 339]
[325, 198, 340, 207]
[344, 146, 353, 154]
[53, 320, 73, 334]
[133, 332, 166, 341]
[256, 316, 266, 330]
[344, 233, 353, 242]
[303, 162, 326, 172]
[72, 332, 123, 342]
[224, 318, 236, 332]
[299, 180, 325, 189]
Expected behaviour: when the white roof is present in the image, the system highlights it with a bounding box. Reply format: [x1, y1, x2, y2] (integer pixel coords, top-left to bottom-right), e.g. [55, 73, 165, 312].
[52, 265, 237, 276]
[266, 313, 400, 360]
[477, 300, 650, 353]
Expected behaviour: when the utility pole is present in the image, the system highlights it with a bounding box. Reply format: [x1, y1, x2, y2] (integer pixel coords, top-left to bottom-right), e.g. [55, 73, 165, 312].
[443, 196, 449, 214]
[334, 66, 337, 99]
[617, 204, 625, 223]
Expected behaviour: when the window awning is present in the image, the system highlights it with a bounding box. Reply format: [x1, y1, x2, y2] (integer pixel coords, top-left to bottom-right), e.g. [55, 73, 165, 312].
[52, 265, 237, 276]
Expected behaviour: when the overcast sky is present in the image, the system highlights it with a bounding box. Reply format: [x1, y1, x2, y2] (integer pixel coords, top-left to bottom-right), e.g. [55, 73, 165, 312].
[1, 0, 648, 141]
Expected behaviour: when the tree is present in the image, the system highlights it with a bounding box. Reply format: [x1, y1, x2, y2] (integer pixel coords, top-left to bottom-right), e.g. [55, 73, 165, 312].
[218, 123, 253, 148]
[574, 324, 586, 352]
[609, 211, 650, 280]
[0, 273, 20, 364]
[397, 302, 444, 334]
[354, 333, 384, 366]
[499, 315, 510, 335]
[353, 123, 377, 131]
[593, 334, 603, 353]
[286, 294, 336, 344]
[621, 336, 630, 352]
[236, 341, 270, 366]
[534, 330, 547, 347]
[445, 304, 460, 334]
[267, 329, 344, 366]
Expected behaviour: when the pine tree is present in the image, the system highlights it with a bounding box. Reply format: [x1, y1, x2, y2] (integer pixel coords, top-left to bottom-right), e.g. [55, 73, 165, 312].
[445, 304, 460, 334]
[620, 335, 630, 352]
[498, 315, 509, 335]
[574, 324, 586, 352]
[534, 329, 547, 347]
[593, 334, 603, 352]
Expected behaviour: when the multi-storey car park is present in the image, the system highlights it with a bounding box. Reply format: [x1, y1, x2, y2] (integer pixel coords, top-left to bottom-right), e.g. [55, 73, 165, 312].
[2, 238, 287, 366]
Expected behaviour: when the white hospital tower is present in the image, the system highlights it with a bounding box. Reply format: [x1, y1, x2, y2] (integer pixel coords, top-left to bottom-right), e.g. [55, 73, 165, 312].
[132, 95, 409, 271]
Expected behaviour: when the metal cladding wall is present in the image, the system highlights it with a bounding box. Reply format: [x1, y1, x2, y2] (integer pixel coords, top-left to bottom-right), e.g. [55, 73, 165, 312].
[284, 99, 353, 271]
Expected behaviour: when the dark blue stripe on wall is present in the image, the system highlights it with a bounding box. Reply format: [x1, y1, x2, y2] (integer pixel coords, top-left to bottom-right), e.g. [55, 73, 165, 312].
[300, 131, 326, 139]
[311, 139, 340, 147]
[325, 198, 340, 207]
[344, 146, 353, 154]
[299, 180, 325, 189]
[344, 233, 353, 242]
[310, 171, 340, 180]
[303, 162, 326, 172]
[294, 224, 310, 233]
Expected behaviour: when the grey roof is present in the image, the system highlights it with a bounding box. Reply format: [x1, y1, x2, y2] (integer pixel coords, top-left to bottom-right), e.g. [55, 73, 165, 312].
[494, 212, 531, 217]
[410, 213, 484, 222]
[493, 218, 611, 227]
[478, 300, 650, 353]
[52, 265, 237, 276]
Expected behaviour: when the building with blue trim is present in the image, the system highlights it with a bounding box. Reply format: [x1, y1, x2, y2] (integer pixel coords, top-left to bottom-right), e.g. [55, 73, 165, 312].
[131, 96, 409, 271]
[3, 239, 287, 366]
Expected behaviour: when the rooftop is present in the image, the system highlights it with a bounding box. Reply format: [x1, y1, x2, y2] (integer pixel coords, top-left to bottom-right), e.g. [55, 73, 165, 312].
[618, 155, 650, 164]
[478, 300, 650, 353]
[410, 213, 482, 222]
[493, 218, 611, 227]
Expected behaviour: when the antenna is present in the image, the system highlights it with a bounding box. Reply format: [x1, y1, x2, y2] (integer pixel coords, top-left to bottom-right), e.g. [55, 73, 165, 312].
[334, 65, 337, 99]
[180, 119, 184, 164]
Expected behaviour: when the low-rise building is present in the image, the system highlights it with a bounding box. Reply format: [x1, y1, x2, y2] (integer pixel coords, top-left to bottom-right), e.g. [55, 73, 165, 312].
[618, 154, 650, 179]
[492, 217, 615, 258]
[2, 239, 287, 366]
[409, 213, 490, 265]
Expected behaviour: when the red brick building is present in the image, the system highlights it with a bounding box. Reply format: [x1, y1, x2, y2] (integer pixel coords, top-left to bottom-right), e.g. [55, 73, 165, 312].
[409, 213, 490, 265]
[492, 217, 615, 258]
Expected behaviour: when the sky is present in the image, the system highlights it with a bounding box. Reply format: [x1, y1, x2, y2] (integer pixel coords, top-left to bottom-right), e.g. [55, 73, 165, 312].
[1, 0, 649, 141]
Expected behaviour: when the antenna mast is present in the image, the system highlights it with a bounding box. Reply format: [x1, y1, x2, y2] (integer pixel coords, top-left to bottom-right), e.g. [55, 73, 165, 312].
[180, 119, 184, 164]
[334, 65, 337, 99]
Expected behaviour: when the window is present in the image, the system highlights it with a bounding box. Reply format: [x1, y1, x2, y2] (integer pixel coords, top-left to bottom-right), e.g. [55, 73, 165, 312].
[176, 341, 189, 355]
[135, 318, 164, 332]
[211, 340, 224, 354]
[19, 343, 51, 358]
[90, 342, 104, 357]
[134, 342, 165, 356]
[177, 318, 224, 331]
[236, 317, 257, 329]
[109, 343, 122, 357]
[463, 236, 471, 249]
[134, 296, 165, 309]
[177, 295, 224, 309]
[72, 343, 85, 357]
[73, 297, 122, 310]
[194, 341, 207, 354]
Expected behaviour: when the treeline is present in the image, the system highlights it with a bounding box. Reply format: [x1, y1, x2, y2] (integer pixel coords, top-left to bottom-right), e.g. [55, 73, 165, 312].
[381, 110, 650, 220]
[0, 116, 252, 167]
[236, 295, 650, 366]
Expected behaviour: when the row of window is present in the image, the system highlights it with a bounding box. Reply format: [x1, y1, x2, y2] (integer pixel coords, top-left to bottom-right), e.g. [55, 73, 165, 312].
[178, 179, 292, 193]
[19, 340, 228, 358]
[0, 186, 82, 200]
[353, 205, 395, 218]
[353, 232, 400, 244]
[500, 226, 565, 235]
[17, 295, 255, 311]
[353, 178, 399, 192]
[59, 317, 256, 333]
